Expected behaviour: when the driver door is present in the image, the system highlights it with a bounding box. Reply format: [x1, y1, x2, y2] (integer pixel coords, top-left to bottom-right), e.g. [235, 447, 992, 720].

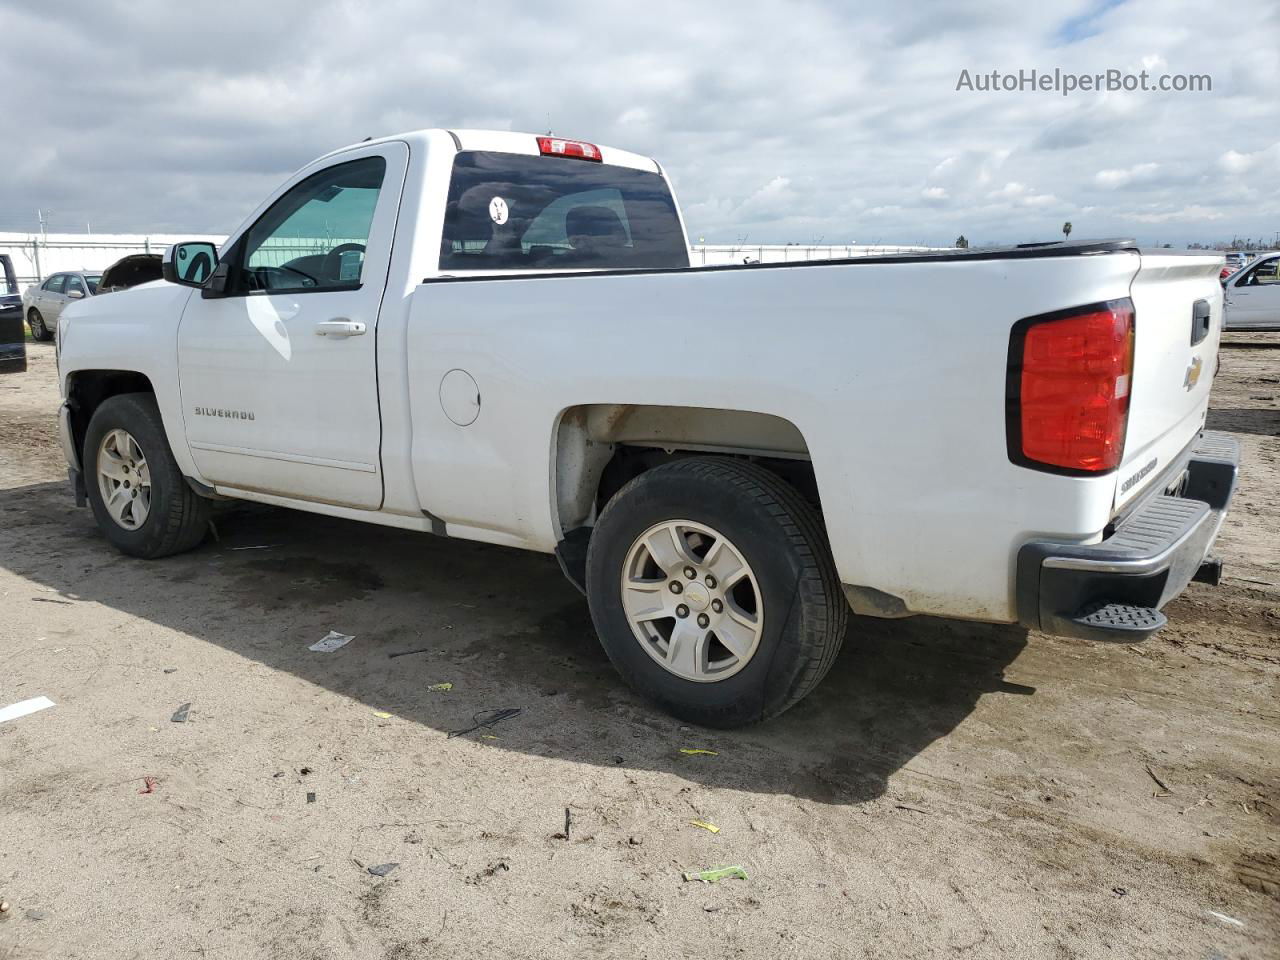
[176, 142, 407, 508]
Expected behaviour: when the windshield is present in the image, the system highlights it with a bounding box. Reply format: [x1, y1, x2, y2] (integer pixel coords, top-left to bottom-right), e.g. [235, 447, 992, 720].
[440, 151, 688, 271]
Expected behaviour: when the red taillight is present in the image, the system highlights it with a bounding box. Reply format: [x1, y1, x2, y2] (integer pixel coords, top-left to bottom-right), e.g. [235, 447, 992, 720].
[536, 136, 602, 162]
[1008, 299, 1135, 474]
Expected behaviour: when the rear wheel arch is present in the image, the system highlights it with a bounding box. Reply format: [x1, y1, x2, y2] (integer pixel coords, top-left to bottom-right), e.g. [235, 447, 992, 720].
[551, 403, 820, 536]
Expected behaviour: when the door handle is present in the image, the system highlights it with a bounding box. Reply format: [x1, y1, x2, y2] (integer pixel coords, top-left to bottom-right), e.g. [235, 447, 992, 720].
[315, 319, 366, 338]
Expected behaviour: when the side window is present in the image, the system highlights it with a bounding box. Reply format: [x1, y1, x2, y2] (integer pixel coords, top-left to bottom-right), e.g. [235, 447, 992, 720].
[237, 156, 387, 294]
[45, 275, 66, 293]
[1250, 258, 1280, 286]
[65, 275, 86, 296]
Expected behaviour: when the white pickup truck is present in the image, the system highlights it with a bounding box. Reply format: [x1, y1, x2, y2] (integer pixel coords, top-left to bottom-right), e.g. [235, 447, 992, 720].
[54, 128, 1239, 727]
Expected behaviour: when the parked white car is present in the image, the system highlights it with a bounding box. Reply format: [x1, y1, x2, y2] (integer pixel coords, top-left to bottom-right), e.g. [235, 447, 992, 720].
[1224, 251, 1280, 331]
[52, 129, 1239, 726]
[23, 270, 101, 341]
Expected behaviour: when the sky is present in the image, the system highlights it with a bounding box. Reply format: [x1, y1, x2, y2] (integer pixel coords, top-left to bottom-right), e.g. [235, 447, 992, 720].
[1, 0, 1277, 248]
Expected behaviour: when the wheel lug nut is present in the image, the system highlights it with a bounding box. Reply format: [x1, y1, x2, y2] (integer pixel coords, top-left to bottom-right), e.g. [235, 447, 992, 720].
[683, 566, 697, 580]
[705, 575, 717, 589]
[697, 613, 710, 628]
[669, 581, 683, 594]
[711, 599, 723, 613]
[675, 604, 689, 619]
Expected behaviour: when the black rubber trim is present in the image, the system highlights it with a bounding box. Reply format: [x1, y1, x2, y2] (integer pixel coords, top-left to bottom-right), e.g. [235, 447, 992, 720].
[445, 130, 462, 150]
[420, 509, 447, 537]
[554, 526, 591, 596]
[422, 237, 1140, 284]
[69, 467, 86, 507]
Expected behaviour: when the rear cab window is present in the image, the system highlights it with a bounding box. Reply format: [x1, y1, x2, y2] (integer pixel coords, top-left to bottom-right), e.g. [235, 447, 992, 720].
[440, 151, 689, 271]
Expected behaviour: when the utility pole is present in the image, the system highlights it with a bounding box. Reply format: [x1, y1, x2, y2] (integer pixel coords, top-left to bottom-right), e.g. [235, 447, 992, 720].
[33, 209, 48, 282]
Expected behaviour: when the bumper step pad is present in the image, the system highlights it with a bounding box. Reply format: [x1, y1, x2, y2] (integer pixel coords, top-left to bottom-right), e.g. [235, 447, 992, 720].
[1070, 601, 1167, 640]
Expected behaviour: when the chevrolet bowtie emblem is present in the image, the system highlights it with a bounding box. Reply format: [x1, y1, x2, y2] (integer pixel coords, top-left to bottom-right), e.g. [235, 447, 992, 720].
[1183, 356, 1203, 391]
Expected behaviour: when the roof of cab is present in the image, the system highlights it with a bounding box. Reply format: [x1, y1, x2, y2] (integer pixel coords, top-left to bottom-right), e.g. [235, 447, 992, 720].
[316, 128, 662, 175]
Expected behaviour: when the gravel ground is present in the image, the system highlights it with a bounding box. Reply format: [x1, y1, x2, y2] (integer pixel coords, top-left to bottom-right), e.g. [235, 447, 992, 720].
[1, 339, 1277, 960]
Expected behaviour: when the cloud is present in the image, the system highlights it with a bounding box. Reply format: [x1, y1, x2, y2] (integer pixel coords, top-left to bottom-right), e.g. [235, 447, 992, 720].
[1218, 144, 1280, 175]
[1095, 163, 1160, 188]
[0, 0, 1276, 247]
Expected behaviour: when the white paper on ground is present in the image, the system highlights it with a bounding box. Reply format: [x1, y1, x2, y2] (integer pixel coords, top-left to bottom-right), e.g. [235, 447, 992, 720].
[309, 631, 354, 653]
[0, 696, 56, 724]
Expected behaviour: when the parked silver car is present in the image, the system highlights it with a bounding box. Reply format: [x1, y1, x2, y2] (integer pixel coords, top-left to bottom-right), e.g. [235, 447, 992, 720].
[1224, 252, 1280, 331]
[22, 270, 101, 341]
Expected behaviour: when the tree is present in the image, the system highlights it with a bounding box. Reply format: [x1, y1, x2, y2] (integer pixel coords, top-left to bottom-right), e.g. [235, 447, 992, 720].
[955, 235, 969, 248]
[1062, 221, 1073, 240]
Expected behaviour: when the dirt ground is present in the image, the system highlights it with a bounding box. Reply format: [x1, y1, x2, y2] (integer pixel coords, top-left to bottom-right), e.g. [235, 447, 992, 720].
[1, 339, 1277, 960]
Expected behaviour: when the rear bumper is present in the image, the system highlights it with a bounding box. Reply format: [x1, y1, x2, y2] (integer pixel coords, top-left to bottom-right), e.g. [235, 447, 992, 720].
[1016, 431, 1239, 641]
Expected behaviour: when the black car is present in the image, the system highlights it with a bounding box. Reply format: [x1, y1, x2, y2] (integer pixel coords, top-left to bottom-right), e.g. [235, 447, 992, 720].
[0, 254, 25, 374]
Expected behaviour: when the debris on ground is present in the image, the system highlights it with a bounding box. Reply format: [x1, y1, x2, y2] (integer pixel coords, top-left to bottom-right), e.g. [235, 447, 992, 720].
[0, 900, 9, 913]
[138, 776, 159, 795]
[300, 767, 313, 776]
[447, 708, 522, 739]
[373, 711, 393, 719]
[25, 910, 49, 921]
[1145, 765, 1172, 794]
[682, 865, 747, 884]
[367, 863, 399, 877]
[170, 702, 191, 723]
[426, 682, 453, 692]
[162, 668, 177, 674]
[1206, 910, 1245, 928]
[306, 792, 316, 804]
[309, 631, 355, 653]
[689, 820, 721, 833]
[0, 696, 55, 724]
[388, 646, 432, 659]
[894, 804, 929, 814]
[564, 807, 572, 839]
[679, 748, 718, 756]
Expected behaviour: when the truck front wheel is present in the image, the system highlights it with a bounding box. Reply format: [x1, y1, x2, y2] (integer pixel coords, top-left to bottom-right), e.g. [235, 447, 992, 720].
[586, 457, 848, 728]
[83, 393, 210, 559]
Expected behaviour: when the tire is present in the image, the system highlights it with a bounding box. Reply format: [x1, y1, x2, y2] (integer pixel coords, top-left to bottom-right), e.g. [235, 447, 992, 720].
[586, 457, 848, 728]
[28, 309, 52, 342]
[83, 393, 210, 559]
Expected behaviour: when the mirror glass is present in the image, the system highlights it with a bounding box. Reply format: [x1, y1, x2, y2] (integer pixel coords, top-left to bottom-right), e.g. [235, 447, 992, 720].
[172, 242, 218, 284]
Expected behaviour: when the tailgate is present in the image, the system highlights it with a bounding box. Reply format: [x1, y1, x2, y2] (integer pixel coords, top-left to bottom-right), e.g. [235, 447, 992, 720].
[1115, 252, 1224, 512]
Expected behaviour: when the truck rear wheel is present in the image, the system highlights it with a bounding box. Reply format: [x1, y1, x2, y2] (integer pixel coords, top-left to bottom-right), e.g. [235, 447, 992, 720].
[586, 457, 848, 727]
[83, 393, 210, 559]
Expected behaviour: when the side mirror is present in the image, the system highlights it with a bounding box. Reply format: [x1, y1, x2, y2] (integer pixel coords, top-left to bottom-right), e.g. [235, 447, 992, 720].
[162, 241, 219, 288]
[67, 288, 85, 299]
